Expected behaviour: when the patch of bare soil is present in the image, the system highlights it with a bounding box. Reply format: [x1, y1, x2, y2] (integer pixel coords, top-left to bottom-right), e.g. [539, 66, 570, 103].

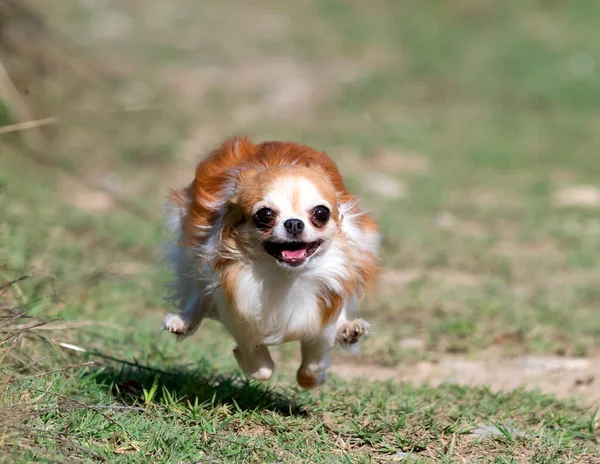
[370, 148, 431, 175]
[379, 268, 481, 295]
[329, 353, 600, 405]
[434, 211, 488, 238]
[448, 188, 523, 210]
[60, 182, 115, 213]
[163, 57, 366, 123]
[364, 172, 407, 199]
[553, 185, 600, 208]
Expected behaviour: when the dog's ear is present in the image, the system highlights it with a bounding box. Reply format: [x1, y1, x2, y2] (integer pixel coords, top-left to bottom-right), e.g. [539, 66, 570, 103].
[218, 167, 260, 242]
[220, 201, 244, 240]
[184, 136, 258, 244]
[222, 134, 258, 160]
[216, 197, 246, 267]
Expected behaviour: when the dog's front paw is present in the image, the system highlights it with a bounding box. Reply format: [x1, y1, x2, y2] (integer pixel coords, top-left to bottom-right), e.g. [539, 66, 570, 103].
[162, 313, 191, 337]
[233, 345, 274, 381]
[336, 319, 370, 348]
[249, 366, 274, 381]
[297, 364, 327, 389]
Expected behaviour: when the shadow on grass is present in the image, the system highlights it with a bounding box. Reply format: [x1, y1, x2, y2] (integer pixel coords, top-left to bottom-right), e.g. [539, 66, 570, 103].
[87, 355, 308, 417]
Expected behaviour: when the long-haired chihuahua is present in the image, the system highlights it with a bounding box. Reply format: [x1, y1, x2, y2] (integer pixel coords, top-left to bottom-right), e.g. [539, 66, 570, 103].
[162, 136, 379, 389]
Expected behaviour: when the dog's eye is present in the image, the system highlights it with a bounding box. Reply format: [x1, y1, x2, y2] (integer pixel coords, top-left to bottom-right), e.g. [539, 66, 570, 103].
[311, 205, 330, 227]
[254, 207, 276, 229]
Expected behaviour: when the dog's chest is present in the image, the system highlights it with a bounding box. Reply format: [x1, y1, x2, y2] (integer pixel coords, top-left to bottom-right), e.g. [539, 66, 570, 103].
[234, 267, 322, 344]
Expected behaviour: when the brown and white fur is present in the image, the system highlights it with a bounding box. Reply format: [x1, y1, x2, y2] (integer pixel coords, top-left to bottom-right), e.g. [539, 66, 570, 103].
[162, 136, 380, 389]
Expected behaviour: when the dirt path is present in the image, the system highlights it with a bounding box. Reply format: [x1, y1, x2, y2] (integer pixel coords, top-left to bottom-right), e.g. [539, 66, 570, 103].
[329, 353, 600, 405]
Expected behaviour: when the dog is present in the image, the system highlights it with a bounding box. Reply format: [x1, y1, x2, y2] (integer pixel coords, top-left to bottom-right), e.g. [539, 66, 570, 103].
[162, 136, 380, 389]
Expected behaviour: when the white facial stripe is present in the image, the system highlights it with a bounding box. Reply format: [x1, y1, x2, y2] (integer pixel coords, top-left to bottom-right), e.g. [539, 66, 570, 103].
[258, 175, 333, 242]
[264, 176, 331, 218]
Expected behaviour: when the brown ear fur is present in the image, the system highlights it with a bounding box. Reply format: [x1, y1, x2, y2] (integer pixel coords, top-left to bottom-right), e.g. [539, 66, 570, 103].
[217, 168, 260, 244]
[180, 135, 259, 246]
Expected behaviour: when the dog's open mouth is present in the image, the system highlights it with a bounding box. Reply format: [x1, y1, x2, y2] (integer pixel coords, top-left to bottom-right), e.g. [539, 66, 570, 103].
[264, 241, 321, 267]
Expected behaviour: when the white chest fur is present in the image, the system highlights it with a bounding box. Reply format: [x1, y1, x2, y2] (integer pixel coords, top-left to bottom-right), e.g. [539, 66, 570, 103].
[222, 265, 323, 345]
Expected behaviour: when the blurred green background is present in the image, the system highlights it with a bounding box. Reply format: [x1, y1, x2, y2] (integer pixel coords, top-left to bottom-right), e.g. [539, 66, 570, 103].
[3, 2, 600, 462]
[2, 0, 600, 371]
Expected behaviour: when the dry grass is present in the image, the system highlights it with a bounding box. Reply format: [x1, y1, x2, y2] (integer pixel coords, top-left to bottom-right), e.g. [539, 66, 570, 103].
[0, 276, 98, 462]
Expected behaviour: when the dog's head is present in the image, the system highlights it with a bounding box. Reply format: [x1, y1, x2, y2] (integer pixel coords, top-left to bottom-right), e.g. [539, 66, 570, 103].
[222, 164, 341, 270]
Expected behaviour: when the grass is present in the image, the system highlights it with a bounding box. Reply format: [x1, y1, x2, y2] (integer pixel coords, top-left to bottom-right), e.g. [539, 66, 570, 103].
[1, 300, 598, 463]
[1, 0, 600, 461]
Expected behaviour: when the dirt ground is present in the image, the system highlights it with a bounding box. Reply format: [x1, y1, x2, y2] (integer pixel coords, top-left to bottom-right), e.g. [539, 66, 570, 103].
[330, 351, 600, 405]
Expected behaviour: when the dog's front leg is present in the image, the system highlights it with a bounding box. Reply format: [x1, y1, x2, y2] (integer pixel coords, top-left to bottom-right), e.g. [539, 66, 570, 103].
[162, 292, 210, 339]
[297, 326, 336, 389]
[233, 342, 275, 381]
[334, 307, 370, 353]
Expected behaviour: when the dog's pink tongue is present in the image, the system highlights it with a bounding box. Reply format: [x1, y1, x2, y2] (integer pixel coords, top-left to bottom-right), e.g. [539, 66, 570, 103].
[282, 249, 307, 260]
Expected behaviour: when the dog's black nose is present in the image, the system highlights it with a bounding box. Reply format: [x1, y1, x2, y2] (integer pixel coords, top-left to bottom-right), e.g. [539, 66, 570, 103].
[284, 218, 304, 236]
